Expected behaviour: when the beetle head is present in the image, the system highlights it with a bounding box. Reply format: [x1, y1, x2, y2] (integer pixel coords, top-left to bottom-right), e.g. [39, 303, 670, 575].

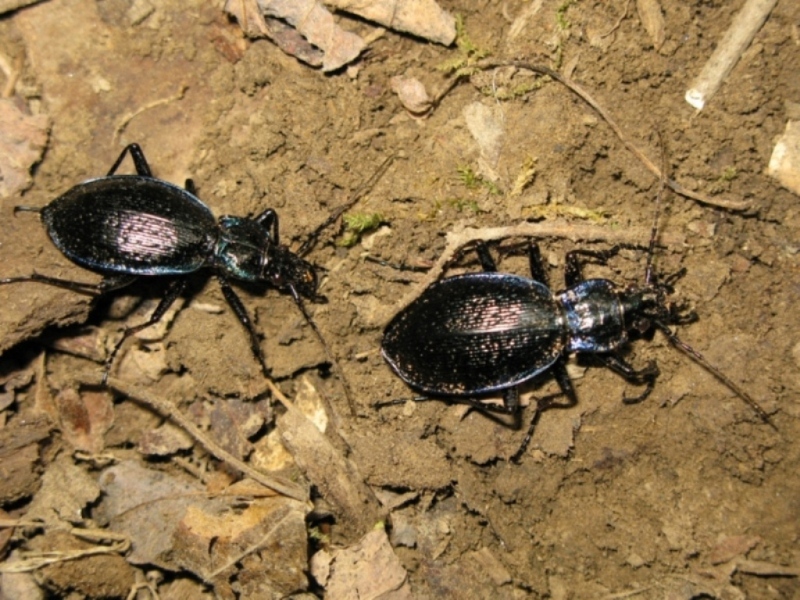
[265, 245, 322, 301]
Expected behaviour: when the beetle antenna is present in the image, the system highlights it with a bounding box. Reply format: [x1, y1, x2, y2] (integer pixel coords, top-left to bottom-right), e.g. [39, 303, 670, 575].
[655, 321, 775, 429]
[289, 286, 357, 417]
[645, 132, 668, 286]
[13, 205, 43, 215]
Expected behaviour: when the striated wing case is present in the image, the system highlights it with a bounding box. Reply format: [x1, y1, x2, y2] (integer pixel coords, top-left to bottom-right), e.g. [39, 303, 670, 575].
[382, 272, 566, 395]
[42, 176, 218, 276]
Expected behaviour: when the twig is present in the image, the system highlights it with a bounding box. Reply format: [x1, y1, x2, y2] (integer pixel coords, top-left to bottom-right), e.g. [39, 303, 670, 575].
[113, 85, 188, 143]
[379, 219, 685, 326]
[107, 377, 308, 503]
[204, 508, 294, 582]
[0, 531, 130, 573]
[600, 0, 632, 39]
[685, 0, 779, 110]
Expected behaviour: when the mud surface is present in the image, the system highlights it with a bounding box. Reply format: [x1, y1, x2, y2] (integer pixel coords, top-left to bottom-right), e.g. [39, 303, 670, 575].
[0, 0, 799, 598]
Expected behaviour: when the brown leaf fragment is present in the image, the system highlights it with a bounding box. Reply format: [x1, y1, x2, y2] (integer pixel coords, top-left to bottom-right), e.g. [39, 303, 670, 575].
[258, 0, 366, 71]
[636, 0, 665, 51]
[224, 0, 325, 66]
[329, 0, 456, 45]
[97, 460, 210, 566]
[173, 478, 308, 595]
[310, 527, 411, 600]
[265, 17, 325, 67]
[208, 397, 270, 458]
[24, 454, 101, 527]
[47, 327, 107, 363]
[97, 461, 310, 597]
[54, 388, 114, 454]
[138, 422, 194, 456]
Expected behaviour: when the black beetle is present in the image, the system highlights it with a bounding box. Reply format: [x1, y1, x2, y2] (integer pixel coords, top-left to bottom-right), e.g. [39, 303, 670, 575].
[381, 211, 773, 460]
[1, 143, 346, 384]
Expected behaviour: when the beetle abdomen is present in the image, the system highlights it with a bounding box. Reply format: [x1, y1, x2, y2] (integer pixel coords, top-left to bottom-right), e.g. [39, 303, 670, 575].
[382, 272, 566, 395]
[43, 177, 217, 276]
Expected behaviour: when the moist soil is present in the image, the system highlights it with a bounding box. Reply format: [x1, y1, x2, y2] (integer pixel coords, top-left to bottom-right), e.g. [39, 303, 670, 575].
[0, 1, 798, 598]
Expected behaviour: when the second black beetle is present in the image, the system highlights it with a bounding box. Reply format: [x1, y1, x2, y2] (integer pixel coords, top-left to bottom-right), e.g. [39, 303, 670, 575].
[381, 230, 773, 460]
[2, 143, 328, 381]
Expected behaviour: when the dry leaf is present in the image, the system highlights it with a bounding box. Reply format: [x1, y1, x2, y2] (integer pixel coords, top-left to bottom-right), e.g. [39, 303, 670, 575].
[329, 0, 456, 45]
[310, 528, 411, 600]
[24, 454, 101, 527]
[97, 461, 309, 596]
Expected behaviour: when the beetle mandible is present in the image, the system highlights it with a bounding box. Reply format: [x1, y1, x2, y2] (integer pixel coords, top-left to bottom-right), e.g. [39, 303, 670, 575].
[1, 143, 360, 386]
[380, 203, 773, 460]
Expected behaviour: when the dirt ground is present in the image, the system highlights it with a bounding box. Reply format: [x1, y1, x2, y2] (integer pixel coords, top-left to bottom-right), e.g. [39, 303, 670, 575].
[0, 0, 798, 598]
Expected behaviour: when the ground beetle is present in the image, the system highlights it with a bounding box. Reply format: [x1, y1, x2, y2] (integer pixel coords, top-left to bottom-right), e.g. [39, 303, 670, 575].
[381, 201, 773, 460]
[1, 143, 352, 384]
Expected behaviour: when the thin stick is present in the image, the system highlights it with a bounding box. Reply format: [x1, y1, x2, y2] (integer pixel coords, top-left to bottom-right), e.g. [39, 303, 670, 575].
[112, 85, 188, 143]
[204, 509, 294, 582]
[107, 377, 309, 503]
[685, 0, 779, 110]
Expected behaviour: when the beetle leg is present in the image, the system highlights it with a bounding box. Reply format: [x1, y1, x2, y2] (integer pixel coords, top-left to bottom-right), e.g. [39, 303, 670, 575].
[375, 394, 518, 415]
[600, 353, 659, 404]
[0, 272, 136, 296]
[107, 143, 152, 177]
[185, 179, 197, 195]
[97, 274, 139, 294]
[103, 277, 188, 383]
[512, 358, 578, 462]
[564, 247, 621, 287]
[0, 273, 101, 295]
[217, 277, 269, 377]
[474, 242, 497, 272]
[527, 241, 549, 284]
[255, 209, 279, 245]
